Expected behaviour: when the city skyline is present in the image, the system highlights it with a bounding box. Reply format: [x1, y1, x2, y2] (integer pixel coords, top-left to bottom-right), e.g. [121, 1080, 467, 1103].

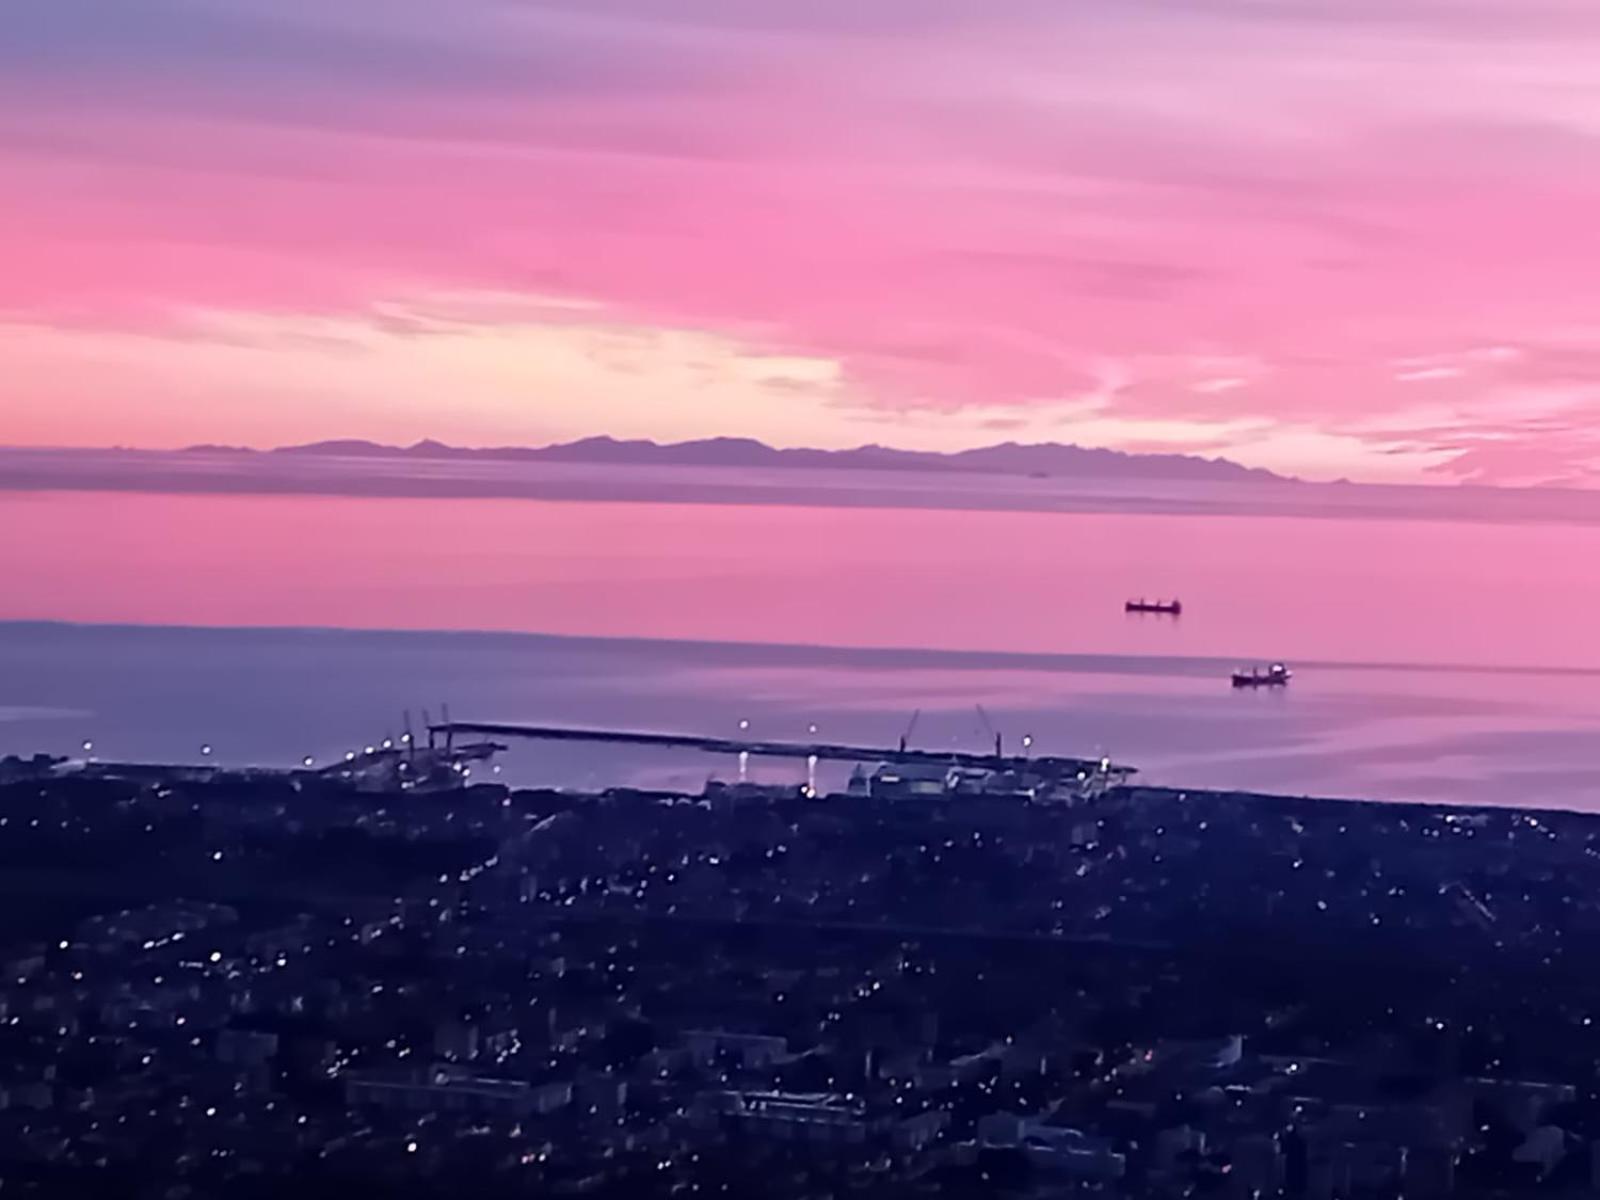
[8, 0, 1600, 485]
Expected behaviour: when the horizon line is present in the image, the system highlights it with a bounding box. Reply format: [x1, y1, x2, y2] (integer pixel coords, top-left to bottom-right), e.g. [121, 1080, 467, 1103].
[9, 616, 1600, 681]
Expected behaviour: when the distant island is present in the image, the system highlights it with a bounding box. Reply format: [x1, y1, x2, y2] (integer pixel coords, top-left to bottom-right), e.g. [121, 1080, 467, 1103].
[194, 435, 1286, 484]
[19, 438, 1600, 525]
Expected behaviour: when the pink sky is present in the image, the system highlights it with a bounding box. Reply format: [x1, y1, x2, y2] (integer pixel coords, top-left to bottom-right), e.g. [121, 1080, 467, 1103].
[7, 0, 1600, 484]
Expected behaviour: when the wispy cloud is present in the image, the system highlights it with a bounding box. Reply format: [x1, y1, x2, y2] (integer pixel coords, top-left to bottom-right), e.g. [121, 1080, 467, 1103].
[6, 0, 1600, 481]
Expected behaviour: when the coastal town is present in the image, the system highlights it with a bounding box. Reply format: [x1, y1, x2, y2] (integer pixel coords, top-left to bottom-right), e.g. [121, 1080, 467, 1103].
[1, 735, 1599, 1198]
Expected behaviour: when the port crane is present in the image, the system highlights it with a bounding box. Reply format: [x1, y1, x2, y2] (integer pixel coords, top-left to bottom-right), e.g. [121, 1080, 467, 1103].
[898, 709, 921, 754]
[975, 705, 1003, 759]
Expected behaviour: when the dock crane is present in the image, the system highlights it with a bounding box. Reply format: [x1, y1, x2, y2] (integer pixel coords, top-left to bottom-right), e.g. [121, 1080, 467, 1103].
[975, 704, 1003, 760]
[898, 709, 921, 754]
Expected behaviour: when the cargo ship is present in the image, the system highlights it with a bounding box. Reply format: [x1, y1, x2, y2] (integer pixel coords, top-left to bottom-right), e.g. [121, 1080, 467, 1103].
[1232, 663, 1291, 688]
[1125, 598, 1182, 616]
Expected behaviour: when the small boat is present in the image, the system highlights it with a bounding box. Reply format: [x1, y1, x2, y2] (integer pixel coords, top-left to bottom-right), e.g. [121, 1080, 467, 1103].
[1126, 598, 1182, 616]
[1232, 663, 1291, 688]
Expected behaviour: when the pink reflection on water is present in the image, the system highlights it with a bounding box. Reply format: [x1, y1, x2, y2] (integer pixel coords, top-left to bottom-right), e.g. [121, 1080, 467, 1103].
[7, 490, 1600, 810]
[5, 490, 1600, 671]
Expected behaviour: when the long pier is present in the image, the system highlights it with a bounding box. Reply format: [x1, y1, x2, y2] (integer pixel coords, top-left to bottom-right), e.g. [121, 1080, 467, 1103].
[428, 721, 1132, 779]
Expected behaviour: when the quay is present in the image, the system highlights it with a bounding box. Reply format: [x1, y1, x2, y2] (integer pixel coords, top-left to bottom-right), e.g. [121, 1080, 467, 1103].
[428, 720, 1133, 782]
[16, 719, 1135, 795]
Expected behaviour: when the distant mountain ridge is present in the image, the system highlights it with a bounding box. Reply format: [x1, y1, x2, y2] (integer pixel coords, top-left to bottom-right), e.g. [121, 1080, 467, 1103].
[238, 435, 1287, 483]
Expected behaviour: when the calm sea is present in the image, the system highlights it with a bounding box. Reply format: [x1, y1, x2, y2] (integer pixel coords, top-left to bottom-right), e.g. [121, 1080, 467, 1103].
[4, 482, 1600, 809]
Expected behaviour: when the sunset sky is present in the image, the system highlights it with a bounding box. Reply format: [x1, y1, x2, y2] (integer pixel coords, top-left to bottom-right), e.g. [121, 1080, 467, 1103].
[7, 0, 1600, 484]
